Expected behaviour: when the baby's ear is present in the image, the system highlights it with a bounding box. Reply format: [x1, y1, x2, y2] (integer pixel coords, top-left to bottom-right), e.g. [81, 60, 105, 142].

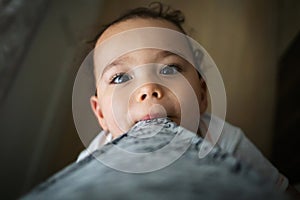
[90, 96, 108, 131]
[199, 78, 208, 114]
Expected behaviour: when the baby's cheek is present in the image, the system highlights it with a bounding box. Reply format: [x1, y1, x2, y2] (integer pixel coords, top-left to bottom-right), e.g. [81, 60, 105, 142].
[106, 92, 132, 134]
[187, 78, 203, 105]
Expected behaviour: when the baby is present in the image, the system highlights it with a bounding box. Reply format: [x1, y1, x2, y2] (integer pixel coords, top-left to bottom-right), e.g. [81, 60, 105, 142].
[77, 3, 289, 192]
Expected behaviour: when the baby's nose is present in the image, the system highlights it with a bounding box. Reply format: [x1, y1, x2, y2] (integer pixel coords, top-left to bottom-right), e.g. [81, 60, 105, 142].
[136, 83, 163, 102]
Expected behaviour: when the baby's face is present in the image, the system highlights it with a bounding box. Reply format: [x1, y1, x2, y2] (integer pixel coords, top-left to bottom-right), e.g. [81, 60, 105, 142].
[91, 18, 207, 138]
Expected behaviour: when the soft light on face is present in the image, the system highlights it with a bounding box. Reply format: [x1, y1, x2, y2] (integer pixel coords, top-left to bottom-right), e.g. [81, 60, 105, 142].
[90, 18, 208, 138]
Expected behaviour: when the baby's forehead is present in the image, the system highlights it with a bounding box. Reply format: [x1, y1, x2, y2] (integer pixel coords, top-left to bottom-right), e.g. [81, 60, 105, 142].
[99, 49, 195, 77]
[107, 49, 188, 65]
[95, 18, 183, 47]
[93, 27, 197, 82]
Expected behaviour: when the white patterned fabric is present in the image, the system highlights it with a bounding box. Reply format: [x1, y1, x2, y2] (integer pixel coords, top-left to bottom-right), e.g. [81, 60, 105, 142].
[77, 113, 288, 191]
[23, 118, 288, 200]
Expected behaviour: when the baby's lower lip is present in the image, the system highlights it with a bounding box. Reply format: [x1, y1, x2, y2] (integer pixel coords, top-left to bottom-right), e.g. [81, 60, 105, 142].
[141, 115, 151, 121]
[140, 114, 169, 121]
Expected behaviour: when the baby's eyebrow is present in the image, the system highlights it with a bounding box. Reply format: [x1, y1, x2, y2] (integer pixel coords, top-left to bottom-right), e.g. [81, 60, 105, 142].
[157, 50, 182, 59]
[100, 50, 182, 78]
[101, 56, 132, 78]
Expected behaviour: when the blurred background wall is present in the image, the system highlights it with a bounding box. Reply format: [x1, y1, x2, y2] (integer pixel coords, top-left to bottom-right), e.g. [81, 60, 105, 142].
[0, 0, 299, 199]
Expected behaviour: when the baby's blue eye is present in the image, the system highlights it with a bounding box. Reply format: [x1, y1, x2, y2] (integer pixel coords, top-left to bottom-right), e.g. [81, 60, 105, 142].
[160, 64, 181, 75]
[110, 73, 132, 84]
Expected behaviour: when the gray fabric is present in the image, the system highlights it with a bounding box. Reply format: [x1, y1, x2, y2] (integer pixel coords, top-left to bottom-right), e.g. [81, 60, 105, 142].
[22, 118, 288, 200]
